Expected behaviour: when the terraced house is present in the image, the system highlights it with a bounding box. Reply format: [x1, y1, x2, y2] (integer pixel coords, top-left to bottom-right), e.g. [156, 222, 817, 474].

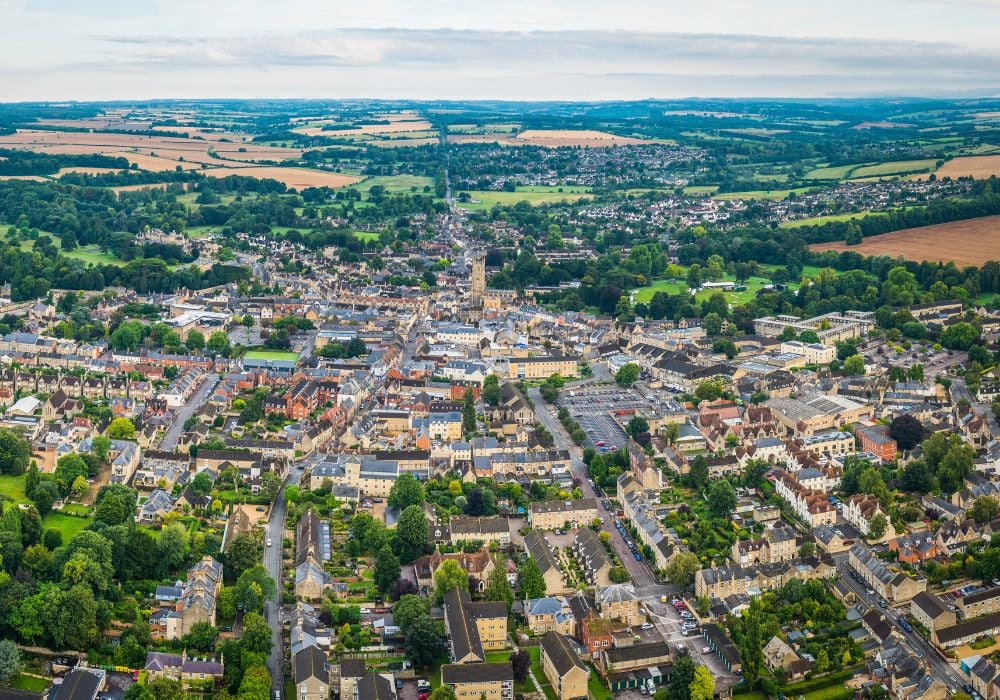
[163, 556, 223, 640]
[540, 632, 589, 700]
[848, 544, 927, 604]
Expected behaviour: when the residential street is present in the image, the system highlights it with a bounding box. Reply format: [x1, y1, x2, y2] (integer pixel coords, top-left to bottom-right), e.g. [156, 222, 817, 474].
[528, 385, 661, 589]
[264, 464, 304, 692]
[158, 372, 219, 451]
[833, 552, 963, 692]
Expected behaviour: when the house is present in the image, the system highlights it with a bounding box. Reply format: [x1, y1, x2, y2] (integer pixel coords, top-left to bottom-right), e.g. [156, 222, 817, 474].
[51, 669, 106, 700]
[574, 527, 613, 587]
[339, 658, 367, 700]
[849, 544, 927, 604]
[448, 516, 511, 546]
[540, 632, 589, 700]
[443, 589, 508, 663]
[856, 425, 898, 461]
[356, 673, 397, 700]
[596, 585, 642, 627]
[958, 586, 1000, 620]
[910, 592, 957, 633]
[763, 636, 809, 679]
[844, 494, 896, 543]
[163, 557, 223, 640]
[528, 498, 598, 530]
[524, 597, 575, 636]
[439, 663, 514, 700]
[293, 646, 329, 700]
[933, 611, 1000, 650]
[143, 651, 224, 687]
[523, 530, 565, 594]
[137, 489, 176, 524]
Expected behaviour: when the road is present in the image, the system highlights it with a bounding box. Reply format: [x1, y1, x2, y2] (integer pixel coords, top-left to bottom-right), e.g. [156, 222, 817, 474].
[528, 386, 661, 589]
[834, 552, 963, 690]
[264, 464, 304, 692]
[953, 377, 1000, 439]
[159, 372, 219, 451]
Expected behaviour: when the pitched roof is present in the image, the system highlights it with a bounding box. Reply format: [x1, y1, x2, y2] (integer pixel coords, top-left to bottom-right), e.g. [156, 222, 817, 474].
[293, 645, 328, 685]
[441, 662, 514, 684]
[540, 631, 586, 677]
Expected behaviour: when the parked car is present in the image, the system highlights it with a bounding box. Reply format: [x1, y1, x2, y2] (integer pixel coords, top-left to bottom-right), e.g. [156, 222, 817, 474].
[641, 623, 654, 630]
[634, 552, 642, 561]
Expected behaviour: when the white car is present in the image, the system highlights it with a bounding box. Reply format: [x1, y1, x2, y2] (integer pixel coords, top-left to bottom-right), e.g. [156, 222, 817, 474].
[640, 623, 654, 630]
[702, 647, 711, 654]
[360, 607, 372, 614]
[266, 538, 272, 547]
[682, 622, 698, 629]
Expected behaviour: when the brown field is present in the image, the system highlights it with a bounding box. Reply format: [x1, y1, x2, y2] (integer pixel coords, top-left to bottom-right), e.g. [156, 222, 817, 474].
[810, 215, 1000, 267]
[933, 155, 1000, 179]
[0, 175, 49, 181]
[0, 129, 300, 170]
[975, 112, 1000, 118]
[150, 125, 250, 142]
[202, 167, 361, 189]
[448, 129, 647, 147]
[294, 112, 434, 137]
[366, 138, 439, 148]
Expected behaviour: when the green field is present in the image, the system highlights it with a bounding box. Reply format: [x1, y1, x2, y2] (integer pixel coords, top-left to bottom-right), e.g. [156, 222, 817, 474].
[712, 187, 811, 201]
[780, 212, 875, 228]
[455, 186, 592, 210]
[244, 350, 300, 362]
[805, 163, 868, 180]
[353, 231, 381, 243]
[682, 186, 719, 195]
[1, 228, 126, 266]
[850, 159, 938, 178]
[44, 512, 94, 540]
[0, 474, 29, 503]
[184, 226, 219, 239]
[633, 263, 832, 305]
[352, 174, 436, 195]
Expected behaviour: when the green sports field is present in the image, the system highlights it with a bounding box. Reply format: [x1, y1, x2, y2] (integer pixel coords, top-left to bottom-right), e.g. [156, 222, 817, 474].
[244, 350, 300, 362]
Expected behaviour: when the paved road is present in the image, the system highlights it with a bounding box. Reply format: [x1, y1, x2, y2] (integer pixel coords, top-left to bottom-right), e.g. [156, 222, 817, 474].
[528, 386, 660, 588]
[834, 552, 963, 690]
[265, 464, 304, 692]
[159, 372, 219, 451]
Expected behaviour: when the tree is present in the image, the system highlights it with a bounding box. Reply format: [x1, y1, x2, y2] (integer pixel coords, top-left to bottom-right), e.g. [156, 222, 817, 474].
[940, 322, 979, 350]
[867, 513, 888, 541]
[434, 559, 469, 601]
[224, 532, 261, 581]
[186, 330, 205, 352]
[241, 612, 273, 655]
[511, 649, 530, 683]
[899, 459, 933, 493]
[462, 389, 477, 436]
[667, 654, 695, 700]
[694, 379, 723, 402]
[484, 555, 514, 611]
[482, 375, 503, 406]
[107, 417, 136, 440]
[707, 480, 737, 519]
[816, 648, 830, 673]
[738, 598, 765, 687]
[54, 454, 89, 497]
[798, 542, 816, 558]
[191, 471, 214, 496]
[686, 456, 709, 490]
[388, 473, 425, 510]
[238, 664, 271, 700]
[393, 594, 430, 635]
[845, 221, 863, 246]
[843, 354, 865, 375]
[971, 496, 1000, 525]
[518, 557, 546, 599]
[609, 566, 631, 583]
[666, 552, 700, 587]
[404, 616, 446, 668]
[207, 331, 231, 356]
[626, 416, 650, 441]
[429, 687, 456, 700]
[0, 639, 22, 685]
[234, 566, 277, 614]
[395, 505, 429, 563]
[374, 546, 401, 595]
[889, 414, 923, 451]
[390, 578, 418, 602]
[260, 472, 282, 503]
[689, 665, 714, 700]
[70, 475, 88, 498]
[615, 363, 640, 387]
[0, 430, 31, 475]
[183, 621, 219, 652]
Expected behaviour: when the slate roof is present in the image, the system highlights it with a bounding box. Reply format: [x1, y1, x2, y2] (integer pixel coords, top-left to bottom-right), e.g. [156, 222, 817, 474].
[541, 631, 586, 677]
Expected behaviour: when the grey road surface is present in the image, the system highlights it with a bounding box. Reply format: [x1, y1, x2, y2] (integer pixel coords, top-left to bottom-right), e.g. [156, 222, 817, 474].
[158, 373, 219, 451]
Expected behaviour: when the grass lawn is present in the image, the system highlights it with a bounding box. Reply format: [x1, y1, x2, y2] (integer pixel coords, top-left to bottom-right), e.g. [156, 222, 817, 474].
[805, 163, 869, 180]
[455, 187, 592, 211]
[353, 231, 381, 243]
[243, 350, 300, 362]
[732, 692, 768, 700]
[184, 225, 220, 239]
[586, 665, 612, 700]
[10, 675, 51, 692]
[44, 512, 94, 540]
[67, 245, 126, 266]
[524, 646, 557, 700]
[781, 668, 857, 700]
[683, 185, 719, 194]
[61, 503, 91, 516]
[0, 474, 29, 503]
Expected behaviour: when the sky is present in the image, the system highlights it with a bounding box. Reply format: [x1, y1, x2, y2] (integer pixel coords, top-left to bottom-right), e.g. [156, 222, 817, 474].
[3, 0, 1000, 101]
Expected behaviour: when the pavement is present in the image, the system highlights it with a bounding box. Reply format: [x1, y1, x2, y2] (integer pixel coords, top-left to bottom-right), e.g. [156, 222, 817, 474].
[158, 372, 219, 451]
[264, 464, 304, 691]
[528, 385, 663, 589]
[833, 552, 964, 691]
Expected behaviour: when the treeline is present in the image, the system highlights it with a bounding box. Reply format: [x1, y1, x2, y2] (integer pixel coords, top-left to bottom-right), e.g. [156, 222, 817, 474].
[0, 149, 132, 177]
